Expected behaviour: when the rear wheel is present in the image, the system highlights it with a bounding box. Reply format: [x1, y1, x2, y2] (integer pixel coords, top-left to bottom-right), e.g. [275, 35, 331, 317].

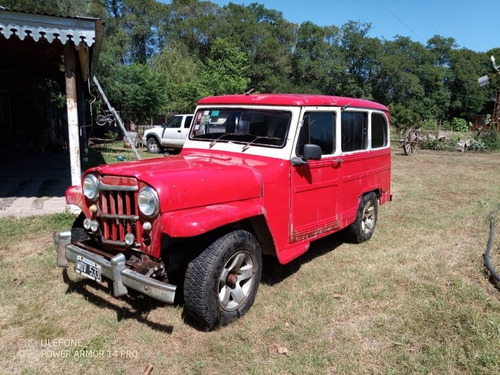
[147, 137, 162, 153]
[184, 230, 262, 330]
[348, 192, 378, 243]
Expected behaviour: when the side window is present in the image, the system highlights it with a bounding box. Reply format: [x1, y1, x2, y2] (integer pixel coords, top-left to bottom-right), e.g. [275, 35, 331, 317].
[341, 112, 368, 152]
[166, 116, 182, 128]
[296, 112, 336, 156]
[184, 116, 193, 128]
[371, 113, 388, 148]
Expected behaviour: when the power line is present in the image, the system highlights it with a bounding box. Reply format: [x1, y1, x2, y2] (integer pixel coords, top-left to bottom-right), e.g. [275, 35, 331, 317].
[409, 0, 442, 37]
[375, 0, 425, 43]
[437, 0, 466, 47]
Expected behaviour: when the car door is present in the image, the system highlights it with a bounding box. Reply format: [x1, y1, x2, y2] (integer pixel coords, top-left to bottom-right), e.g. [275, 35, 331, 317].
[290, 110, 341, 243]
[179, 115, 193, 144]
[161, 115, 184, 147]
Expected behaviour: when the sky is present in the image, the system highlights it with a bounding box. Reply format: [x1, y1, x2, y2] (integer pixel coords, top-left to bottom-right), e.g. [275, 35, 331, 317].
[166, 0, 498, 53]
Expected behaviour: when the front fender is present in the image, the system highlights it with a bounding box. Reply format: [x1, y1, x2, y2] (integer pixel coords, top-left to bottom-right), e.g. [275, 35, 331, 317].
[66, 185, 84, 208]
[160, 200, 266, 237]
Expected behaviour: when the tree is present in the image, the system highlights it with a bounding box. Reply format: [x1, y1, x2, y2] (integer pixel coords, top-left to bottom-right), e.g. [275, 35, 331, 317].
[104, 64, 166, 123]
[198, 37, 250, 96]
[213, 3, 296, 92]
[291, 22, 341, 93]
[336, 21, 381, 99]
[448, 48, 491, 120]
[1, 0, 87, 15]
[150, 40, 204, 114]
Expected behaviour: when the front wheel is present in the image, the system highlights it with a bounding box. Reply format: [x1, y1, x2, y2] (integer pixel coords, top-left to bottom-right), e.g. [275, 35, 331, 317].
[96, 114, 107, 126]
[348, 192, 378, 243]
[184, 230, 262, 330]
[146, 137, 162, 153]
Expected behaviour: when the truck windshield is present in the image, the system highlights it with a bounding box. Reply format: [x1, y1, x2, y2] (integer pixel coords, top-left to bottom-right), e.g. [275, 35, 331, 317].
[190, 108, 291, 149]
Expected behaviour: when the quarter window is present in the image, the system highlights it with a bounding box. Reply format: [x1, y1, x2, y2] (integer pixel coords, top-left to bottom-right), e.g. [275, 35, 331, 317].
[184, 116, 193, 128]
[371, 113, 388, 148]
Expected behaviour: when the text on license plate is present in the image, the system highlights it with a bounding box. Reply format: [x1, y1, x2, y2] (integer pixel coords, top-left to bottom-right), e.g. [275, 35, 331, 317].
[75, 255, 102, 282]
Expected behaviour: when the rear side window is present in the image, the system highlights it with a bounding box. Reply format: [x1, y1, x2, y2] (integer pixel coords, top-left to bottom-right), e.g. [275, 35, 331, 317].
[341, 112, 368, 152]
[184, 116, 193, 128]
[371, 113, 388, 148]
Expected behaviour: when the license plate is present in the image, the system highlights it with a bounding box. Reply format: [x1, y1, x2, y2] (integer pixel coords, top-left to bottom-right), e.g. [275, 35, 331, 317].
[75, 255, 102, 282]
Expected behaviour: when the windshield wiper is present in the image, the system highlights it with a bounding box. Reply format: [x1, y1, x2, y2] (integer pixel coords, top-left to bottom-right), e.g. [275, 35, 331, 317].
[242, 136, 281, 151]
[209, 133, 242, 148]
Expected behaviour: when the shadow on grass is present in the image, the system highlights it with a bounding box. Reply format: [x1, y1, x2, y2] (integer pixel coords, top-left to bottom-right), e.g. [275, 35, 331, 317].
[62, 269, 174, 334]
[59, 231, 346, 332]
[261, 231, 345, 286]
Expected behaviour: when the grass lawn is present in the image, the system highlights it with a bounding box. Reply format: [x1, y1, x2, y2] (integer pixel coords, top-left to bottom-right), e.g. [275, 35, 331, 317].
[1, 146, 499, 374]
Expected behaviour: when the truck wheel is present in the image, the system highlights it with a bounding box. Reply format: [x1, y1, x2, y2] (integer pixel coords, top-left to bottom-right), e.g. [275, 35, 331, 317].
[71, 212, 89, 243]
[184, 230, 262, 330]
[147, 137, 161, 153]
[348, 192, 378, 243]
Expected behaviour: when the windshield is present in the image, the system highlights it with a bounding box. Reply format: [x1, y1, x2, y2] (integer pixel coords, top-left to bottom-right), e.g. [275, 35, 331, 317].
[190, 108, 291, 149]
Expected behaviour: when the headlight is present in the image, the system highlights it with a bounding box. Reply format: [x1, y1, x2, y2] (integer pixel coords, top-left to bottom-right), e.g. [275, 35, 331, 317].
[138, 187, 159, 217]
[83, 174, 99, 201]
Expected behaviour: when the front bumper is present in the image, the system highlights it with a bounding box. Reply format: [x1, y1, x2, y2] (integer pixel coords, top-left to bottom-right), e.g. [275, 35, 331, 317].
[53, 231, 176, 304]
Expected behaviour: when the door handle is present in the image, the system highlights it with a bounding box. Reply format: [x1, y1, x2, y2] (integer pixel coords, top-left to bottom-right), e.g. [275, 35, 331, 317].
[333, 158, 343, 164]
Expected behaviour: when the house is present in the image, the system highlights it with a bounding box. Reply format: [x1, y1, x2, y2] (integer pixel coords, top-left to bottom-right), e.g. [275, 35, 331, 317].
[0, 7, 105, 187]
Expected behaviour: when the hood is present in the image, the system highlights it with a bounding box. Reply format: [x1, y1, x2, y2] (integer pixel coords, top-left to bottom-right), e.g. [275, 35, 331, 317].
[88, 153, 263, 212]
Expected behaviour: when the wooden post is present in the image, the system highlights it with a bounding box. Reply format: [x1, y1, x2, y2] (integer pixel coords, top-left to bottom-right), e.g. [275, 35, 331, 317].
[64, 42, 82, 187]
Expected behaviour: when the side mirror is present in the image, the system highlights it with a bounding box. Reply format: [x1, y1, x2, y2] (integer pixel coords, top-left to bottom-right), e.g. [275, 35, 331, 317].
[303, 144, 322, 160]
[291, 144, 322, 166]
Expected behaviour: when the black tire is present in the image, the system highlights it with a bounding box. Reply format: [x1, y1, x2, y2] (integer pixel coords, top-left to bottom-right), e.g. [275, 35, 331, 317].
[96, 114, 107, 126]
[71, 212, 89, 243]
[184, 230, 262, 330]
[348, 192, 378, 243]
[147, 137, 162, 153]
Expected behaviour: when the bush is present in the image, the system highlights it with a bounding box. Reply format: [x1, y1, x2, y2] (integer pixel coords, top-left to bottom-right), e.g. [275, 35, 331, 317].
[480, 131, 500, 151]
[105, 130, 119, 140]
[419, 135, 456, 151]
[452, 118, 469, 132]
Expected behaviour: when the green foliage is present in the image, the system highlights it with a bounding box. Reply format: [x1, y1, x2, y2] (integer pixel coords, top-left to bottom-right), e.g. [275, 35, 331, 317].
[102, 64, 166, 123]
[420, 135, 457, 151]
[1, 0, 87, 15]
[452, 118, 469, 132]
[198, 38, 250, 97]
[480, 131, 500, 151]
[389, 103, 419, 131]
[11, 0, 495, 123]
[104, 130, 118, 140]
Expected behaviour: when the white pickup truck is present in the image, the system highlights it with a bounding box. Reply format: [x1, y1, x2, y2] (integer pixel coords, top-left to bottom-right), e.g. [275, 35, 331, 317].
[143, 114, 193, 153]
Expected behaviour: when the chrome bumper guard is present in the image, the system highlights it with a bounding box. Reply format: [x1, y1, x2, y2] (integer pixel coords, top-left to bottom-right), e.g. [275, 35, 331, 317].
[53, 231, 176, 304]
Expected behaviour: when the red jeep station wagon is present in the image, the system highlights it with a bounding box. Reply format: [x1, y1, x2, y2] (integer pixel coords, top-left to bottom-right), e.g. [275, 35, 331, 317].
[54, 93, 391, 329]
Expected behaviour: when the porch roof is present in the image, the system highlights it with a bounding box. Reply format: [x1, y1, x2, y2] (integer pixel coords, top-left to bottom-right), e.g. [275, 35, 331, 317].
[0, 7, 105, 78]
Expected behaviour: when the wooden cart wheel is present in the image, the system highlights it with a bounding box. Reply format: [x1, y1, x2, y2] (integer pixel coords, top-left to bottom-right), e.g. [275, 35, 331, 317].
[403, 128, 419, 155]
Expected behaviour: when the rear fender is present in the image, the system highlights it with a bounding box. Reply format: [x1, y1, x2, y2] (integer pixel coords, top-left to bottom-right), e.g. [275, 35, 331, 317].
[160, 200, 266, 238]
